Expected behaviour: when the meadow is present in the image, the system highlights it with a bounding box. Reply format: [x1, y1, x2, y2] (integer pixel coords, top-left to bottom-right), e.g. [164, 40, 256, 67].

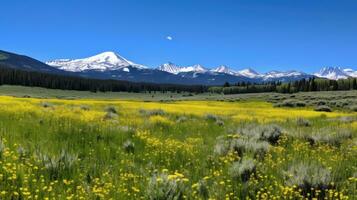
[0, 87, 356, 199]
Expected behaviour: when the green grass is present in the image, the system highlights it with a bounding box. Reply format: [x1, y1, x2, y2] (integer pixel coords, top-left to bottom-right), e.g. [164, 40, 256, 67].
[0, 86, 356, 199]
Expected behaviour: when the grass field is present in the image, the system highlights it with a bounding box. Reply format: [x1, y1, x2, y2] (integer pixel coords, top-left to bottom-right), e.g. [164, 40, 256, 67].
[0, 86, 356, 199]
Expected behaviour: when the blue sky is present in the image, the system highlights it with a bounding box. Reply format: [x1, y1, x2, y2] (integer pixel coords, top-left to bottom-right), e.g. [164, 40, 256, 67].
[1, 0, 357, 73]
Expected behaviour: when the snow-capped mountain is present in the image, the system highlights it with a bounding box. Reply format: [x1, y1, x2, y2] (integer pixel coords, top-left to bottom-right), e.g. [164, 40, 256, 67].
[47, 51, 146, 72]
[157, 62, 207, 74]
[211, 65, 236, 75]
[263, 70, 306, 79]
[45, 51, 357, 84]
[236, 68, 261, 78]
[314, 67, 351, 80]
[343, 68, 357, 78]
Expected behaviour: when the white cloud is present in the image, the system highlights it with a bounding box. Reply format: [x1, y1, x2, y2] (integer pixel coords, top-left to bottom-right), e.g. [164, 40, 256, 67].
[166, 36, 173, 41]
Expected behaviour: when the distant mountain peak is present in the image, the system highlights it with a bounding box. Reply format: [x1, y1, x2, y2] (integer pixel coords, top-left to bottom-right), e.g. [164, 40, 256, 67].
[211, 65, 236, 75]
[158, 63, 207, 74]
[314, 66, 350, 80]
[47, 51, 146, 72]
[237, 68, 260, 78]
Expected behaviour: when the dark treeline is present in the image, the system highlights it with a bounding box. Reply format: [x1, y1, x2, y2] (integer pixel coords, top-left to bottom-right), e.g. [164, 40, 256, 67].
[209, 78, 357, 94]
[0, 64, 208, 93]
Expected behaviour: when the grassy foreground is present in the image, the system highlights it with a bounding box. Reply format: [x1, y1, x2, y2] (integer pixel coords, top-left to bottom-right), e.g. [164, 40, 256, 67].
[0, 90, 356, 199]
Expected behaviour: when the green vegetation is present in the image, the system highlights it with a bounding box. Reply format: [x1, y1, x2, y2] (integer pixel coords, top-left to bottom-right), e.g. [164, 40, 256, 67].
[210, 77, 357, 94]
[0, 53, 9, 60]
[0, 89, 355, 199]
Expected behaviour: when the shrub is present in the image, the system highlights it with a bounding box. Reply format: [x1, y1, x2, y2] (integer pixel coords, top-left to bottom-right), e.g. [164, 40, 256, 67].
[285, 162, 331, 198]
[314, 105, 332, 112]
[41, 102, 53, 108]
[104, 111, 118, 120]
[123, 140, 135, 153]
[105, 106, 117, 114]
[17, 146, 28, 159]
[229, 158, 256, 182]
[80, 105, 90, 111]
[305, 129, 352, 146]
[227, 138, 270, 158]
[239, 124, 283, 145]
[205, 114, 220, 122]
[232, 138, 270, 158]
[146, 173, 187, 200]
[349, 105, 357, 112]
[194, 180, 209, 200]
[296, 118, 311, 127]
[213, 136, 231, 156]
[176, 116, 188, 123]
[295, 101, 306, 107]
[260, 125, 282, 144]
[139, 109, 165, 116]
[215, 120, 225, 126]
[0, 140, 5, 158]
[317, 100, 327, 106]
[37, 151, 78, 180]
[338, 116, 356, 123]
[274, 100, 306, 108]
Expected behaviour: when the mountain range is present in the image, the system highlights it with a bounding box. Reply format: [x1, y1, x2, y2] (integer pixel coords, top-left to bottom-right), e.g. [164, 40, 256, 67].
[1, 50, 356, 85]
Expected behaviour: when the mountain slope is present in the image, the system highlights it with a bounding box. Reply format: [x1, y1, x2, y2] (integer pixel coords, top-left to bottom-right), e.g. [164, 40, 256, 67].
[0, 50, 65, 74]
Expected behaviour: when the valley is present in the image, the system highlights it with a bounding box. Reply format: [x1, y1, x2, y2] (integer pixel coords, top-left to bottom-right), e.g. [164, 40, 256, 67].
[0, 86, 356, 199]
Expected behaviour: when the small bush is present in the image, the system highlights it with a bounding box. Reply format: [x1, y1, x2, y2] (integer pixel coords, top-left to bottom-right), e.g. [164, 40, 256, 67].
[176, 116, 188, 123]
[229, 158, 256, 182]
[260, 125, 282, 144]
[296, 118, 311, 127]
[146, 173, 187, 200]
[349, 105, 357, 112]
[37, 151, 78, 180]
[105, 106, 117, 114]
[123, 140, 135, 153]
[285, 162, 331, 198]
[205, 114, 220, 122]
[0, 140, 5, 158]
[231, 138, 270, 158]
[195, 180, 209, 200]
[238, 124, 283, 145]
[213, 136, 231, 156]
[274, 100, 306, 108]
[215, 120, 225, 126]
[41, 102, 53, 108]
[339, 116, 356, 123]
[314, 105, 332, 112]
[139, 109, 165, 116]
[80, 105, 90, 111]
[104, 112, 118, 120]
[305, 129, 352, 146]
[217, 137, 270, 158]
[317, 100, 327, 106]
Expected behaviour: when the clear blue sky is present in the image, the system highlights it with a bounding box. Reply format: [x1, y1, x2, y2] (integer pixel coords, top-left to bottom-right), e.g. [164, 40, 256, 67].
[1, 0, 357, 72]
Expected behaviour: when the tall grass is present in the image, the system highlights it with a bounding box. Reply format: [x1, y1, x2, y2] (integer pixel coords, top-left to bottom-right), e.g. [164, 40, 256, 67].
[0, 95, 355, 199]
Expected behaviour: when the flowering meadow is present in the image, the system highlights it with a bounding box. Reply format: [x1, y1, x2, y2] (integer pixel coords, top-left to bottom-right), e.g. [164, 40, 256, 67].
[0, 95, 356, 199]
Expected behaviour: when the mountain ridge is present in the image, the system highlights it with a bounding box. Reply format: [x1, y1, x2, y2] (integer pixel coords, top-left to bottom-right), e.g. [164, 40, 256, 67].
[47, 51, 356, 81]
[1, 50, 356, 86]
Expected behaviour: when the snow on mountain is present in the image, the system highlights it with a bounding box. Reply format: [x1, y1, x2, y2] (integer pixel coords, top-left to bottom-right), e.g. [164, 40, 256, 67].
[47, 52, 357, 81]
[262, 70, 305, 79]
[343, 68, 357, 78]
[158, 62, 207, 74]
[211, 65, 237, 75]
[314, 67, 350, 80]
[47, 51, 146, 72]
[236, 68, 261, 78]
